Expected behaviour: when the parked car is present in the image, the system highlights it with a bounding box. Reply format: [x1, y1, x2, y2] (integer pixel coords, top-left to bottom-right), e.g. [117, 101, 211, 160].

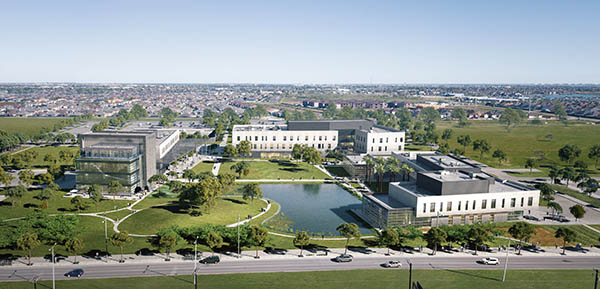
[382, 260, 402, 268]
[480, 257, 499, 265]
[64, 269, 84, 278]
[523, 215, 540, 221]
[333, 254, 353, 263]
[199, 256, 220, 264]
[543, 215, 570, 222]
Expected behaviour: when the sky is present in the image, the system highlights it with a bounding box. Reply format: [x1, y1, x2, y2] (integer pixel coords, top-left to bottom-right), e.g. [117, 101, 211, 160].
[0, 0, 599, 84]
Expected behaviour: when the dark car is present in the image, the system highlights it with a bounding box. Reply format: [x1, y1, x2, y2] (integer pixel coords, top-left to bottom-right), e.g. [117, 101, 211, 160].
[523, 215, 540, 221]
[200, 256, 220, 264]
[64, 269, 84, 278]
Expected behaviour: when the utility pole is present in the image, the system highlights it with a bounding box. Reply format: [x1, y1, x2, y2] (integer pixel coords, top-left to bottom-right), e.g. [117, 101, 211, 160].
[49, 243, 56, 289]
[407, 259, 412, 289]
[237, 214, 241, 258]
[502, 239, 511, 282]
[194, 237, 198, 289]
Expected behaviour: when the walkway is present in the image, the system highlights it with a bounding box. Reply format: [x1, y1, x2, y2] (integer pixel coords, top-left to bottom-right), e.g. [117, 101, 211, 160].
[225, 199, 271, 228]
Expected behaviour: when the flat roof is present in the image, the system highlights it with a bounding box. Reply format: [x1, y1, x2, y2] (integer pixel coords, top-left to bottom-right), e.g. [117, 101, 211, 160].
[420, 154, 473, 169]
[393, 178, 528, 197]
[233, 125, 288, 132]
[420, 170, 482, 182]
[370, 193, 412, 209]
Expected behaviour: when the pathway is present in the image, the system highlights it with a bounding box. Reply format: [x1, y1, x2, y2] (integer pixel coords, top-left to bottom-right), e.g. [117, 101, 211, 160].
[211, 162, 221, 176]
[225, 198, 271, 228]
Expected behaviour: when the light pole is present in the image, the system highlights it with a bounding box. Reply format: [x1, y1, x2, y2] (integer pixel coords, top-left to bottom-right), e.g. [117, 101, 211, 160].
[194, 237, 198, 289]
[102, 219, 109, 261]
[407, 259, 412, 289]
[502, 239, 511, 282]
[237, 214, 241, 258]
[594, 268, 599, 289]
[49, 243, 56, 289]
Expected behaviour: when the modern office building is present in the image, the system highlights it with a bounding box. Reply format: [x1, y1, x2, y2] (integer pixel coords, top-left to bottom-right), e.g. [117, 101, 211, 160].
[359, 153, 540, 228]
[231, 119, 405, 157]
[75, 130, 180, 195]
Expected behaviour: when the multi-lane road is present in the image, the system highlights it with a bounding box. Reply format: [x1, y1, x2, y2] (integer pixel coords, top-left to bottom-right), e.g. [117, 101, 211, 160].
[2, 255, 599, 283]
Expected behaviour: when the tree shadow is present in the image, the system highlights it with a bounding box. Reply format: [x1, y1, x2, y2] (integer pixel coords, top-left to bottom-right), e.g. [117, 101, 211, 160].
[82, 249, 109, 259]
[222, 197, 247, 205]
[444, 269, 501, 282]
[154, 204, 189, 214]
[0, 201, 11, 207]
[23, 203, 39, 209]
[136, 248, 159, 256]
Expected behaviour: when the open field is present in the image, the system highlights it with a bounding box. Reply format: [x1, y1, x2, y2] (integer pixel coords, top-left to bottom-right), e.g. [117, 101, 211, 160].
[2, 269, 595, 289]
[119, 197, 267, 235]
[190, 161, 216, 174]
[0, 190, 130, 220]
[0, 117, 70, 135]
[12, 146, 79, 167]
[219, 160, 331, 180]
[437, 121, 600, 174]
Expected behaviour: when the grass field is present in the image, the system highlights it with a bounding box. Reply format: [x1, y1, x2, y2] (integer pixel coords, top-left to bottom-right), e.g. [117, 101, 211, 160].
[436, 121, 600, 174]
[219, 160, 331, 180]
[12, 146, 79, 167]
[190, 161, 216, 174]
[549, 184, 600, 208]
[99, 209, 133, 222]
[0, 117, 70, 135]
[119, 197, 267, 235]
[324, 166, 350, 177]
[0, 189, 130, 220]
[538, 225, 600, 246]
[2, 270, 595, 289]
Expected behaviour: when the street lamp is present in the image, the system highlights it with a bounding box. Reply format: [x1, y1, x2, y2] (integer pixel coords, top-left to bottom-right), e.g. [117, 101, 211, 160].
[594, 268, 599, 289]
[49, 243, 57, 289]
[502, 239, 511, 282]
[194, 237, 198, 289]
[407, 259, 413, 289]
[102, 219, 109, 261]
[237, 214, 241, 258]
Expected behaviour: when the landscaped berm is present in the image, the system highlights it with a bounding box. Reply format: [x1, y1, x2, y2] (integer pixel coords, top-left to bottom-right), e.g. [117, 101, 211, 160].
[119, 196, 267, 235]
[219, 160, 331, 180]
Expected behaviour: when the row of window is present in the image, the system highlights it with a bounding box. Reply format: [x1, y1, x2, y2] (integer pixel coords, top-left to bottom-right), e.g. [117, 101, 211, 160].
[367, 145, 403, 152]
[423, 196, 534, 213]
[252, 143, 332, 150]
[356, 135, 404, 144]
[238, 135, 336, 142]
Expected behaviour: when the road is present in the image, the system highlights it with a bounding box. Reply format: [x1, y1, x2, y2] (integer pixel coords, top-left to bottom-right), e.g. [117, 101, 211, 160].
[2, 255, 599, 282]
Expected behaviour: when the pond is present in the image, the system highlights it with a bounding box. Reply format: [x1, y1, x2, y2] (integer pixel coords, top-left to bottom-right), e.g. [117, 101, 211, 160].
[260, 183, 372, 236]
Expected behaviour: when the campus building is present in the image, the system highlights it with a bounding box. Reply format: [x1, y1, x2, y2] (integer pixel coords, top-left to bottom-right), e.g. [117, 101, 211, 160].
[231, 119, 405, 158]
[359, 153, 540, 228]
[75, 130, 180, 195]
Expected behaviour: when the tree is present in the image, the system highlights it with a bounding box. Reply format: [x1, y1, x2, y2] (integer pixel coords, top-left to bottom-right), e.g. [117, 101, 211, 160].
[36, 172, 54, 185]
[380, 228, 400, 255]
[249, 225, 268, 258]
[206, 231, 223, 256]
[182, 169, 197, 183]
[65, 237, 84, 264]
[548, 165, 560, 184]
[107, 180, 124, 201]
[574, 160, 587, 172]
[547, 201, 563, 215]
[242, 183, 263, 202]
[437, 142, 450, 155]
[17, 232, 41, 266]
[18, 169, 35, 187]
[223, 144, 238, 158]
[420, 107, 440, 123]
[472, 139, 491, 158]
[588, 144, 600, 169]
[492, 149, 507, 164]
[302, 146, 322, 165]
[149, 174, 169, 187]
[558, 144, 581, 165]
[536, 183, 555, 202]
[441, 129, 453, 141]
[218, 172, 237, 194]
[374, 158, 386, 192]
[554, 227, 576, 254]
[236, 140, 252, 157]
[291, 144, 306, 162]
[499, 108, 523, 131]
[525, 158, 536, 173]
[0, 167, 14, 188]
[70, 196, 88, 212]
[569, 205, 586, 221]
[110, 231, 133, 262]
[553, 103, 568, 125]
[178, 177, 223, 214]
[293, 231, 311, 256]
[467, 225, 491, 255]
[336, 223, 361, 255]
[560, 167, 576, 186]
[577, 178, 598, 196]
[37, 183, 57, 208]
[508, 222, 535, 255]
[423, 227, 447, 255]
[232, 161, 251, 178]
[6, 185, 26, 207]
[87, 184, 103, 211]
[400, 163, 414, 182]
[457, 135, 472, 152]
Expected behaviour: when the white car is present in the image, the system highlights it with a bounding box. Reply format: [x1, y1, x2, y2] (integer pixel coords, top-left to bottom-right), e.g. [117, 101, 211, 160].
[382, 260, 402, 268]
[481, 257, 499, 265]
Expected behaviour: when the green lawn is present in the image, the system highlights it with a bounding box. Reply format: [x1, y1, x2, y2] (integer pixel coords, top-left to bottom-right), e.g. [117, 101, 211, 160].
[2, 270, 594, 289]
[405, 144, 435, 151]
[437, 121, 600, 174]
[0, 117, 71, 135]
[325, 166, 350, 177]
[219, 160, 331, 180]
[119, 197, 267, 235]
[99, 209, 133, 222]
[549, 184, 600, 208]
[539, 225, 600, 246]
[590, 224, 600, 231]
[190, 161, 216, 174]
[0, 189, 130, 220]
[12, 146, 79, 167]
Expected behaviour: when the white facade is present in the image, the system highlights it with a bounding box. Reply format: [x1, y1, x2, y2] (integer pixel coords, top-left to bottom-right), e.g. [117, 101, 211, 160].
[355, 127, 405, 155]
[389, 182, 540, 218]
[232, 125, 338, 152]
[157, 130, 181, 159]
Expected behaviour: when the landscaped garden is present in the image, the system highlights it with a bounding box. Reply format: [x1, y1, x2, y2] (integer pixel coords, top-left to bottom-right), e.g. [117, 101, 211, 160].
[11, 146, 80, 168]
[219, 160, 331, 180]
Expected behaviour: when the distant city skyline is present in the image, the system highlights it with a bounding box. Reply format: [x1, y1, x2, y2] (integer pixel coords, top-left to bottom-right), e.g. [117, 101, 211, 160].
[1, 0, 599, 84]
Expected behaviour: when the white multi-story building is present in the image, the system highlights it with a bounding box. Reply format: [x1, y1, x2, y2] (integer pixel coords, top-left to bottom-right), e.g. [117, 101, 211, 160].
[232, 124, 338, 157]
[354, 125, 405, 155]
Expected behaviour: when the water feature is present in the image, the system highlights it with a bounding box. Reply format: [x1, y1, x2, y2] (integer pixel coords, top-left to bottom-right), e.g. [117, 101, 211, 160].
[260, 183, 372, 236]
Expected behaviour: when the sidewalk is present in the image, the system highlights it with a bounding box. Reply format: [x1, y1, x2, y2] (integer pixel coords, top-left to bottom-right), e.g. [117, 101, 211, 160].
[7, 245, 600, 268]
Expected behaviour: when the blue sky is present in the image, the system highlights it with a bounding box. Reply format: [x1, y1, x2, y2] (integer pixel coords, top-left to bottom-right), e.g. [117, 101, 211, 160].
[0, 0, 598, 83]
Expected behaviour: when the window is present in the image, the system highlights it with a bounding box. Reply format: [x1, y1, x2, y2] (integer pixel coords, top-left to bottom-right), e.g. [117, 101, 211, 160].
[430, 202, 436, 212]
[472, 200, 476, 210]
[313, 136, 316, 141]
[398, 146, 402, 150]
[273, 136, 276, 141]
[333, 136, 336, 141]
[465, 201, 469, 210]
[253, 144, 257, 149]
[491, 199, 496, 209]
[255, 136, 258, 141]
[501, 199, 505, 208]
[395, 137, 398, 142]
[520, 197, 524, 207]
[458, 201, 461, 211]
[447, 201, 452, 211]
[324, 136, 327, 141]
[439, 202, 443, 212]
[384, 146, 387, 151]
[328, 144, 331, 149]
[373, 138, 375, 143]
[481, 199, 487, 209]
[510, 198, 516, 208]
[380, 138, 383, 143]
[305, 136, 308, 141]
[528, 197, 533, 206]
[378, 146, 382, 152]
[283, 136, 287, 141]
[297, 136, 300, 141]
[400, 137, 404, 142]
[237, 136, 240, 141]
[371, 147, 373, 152]
[319, 136, 322, 141]
[423, 203, 426, 213]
